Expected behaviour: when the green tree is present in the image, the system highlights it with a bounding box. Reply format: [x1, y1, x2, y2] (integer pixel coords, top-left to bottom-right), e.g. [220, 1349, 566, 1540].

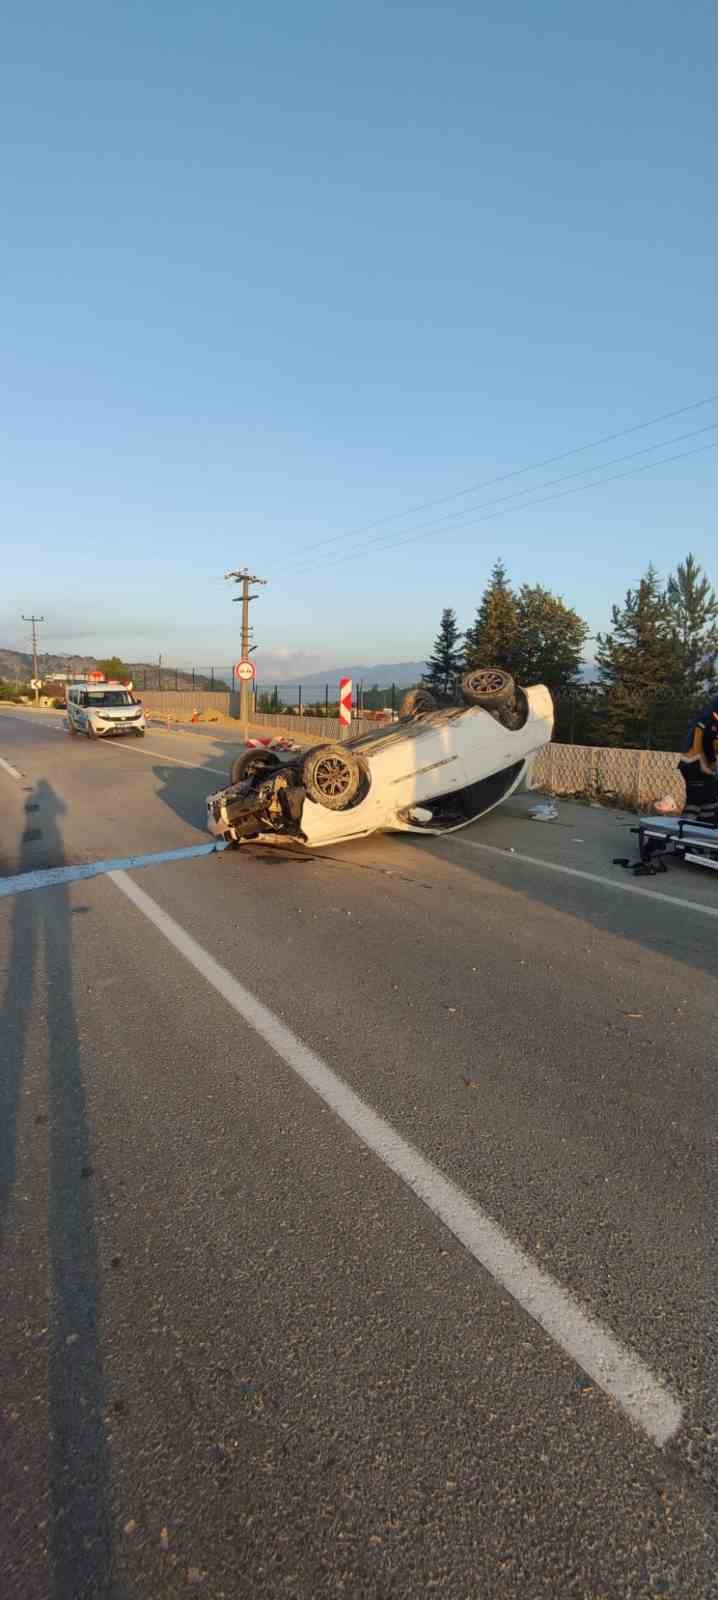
[362, 683, 390, 710]
[595, 565, 680, 747]
[666, 552, 718, 700]
[511, 584, 588, 693]
[258, 687, 282, 712]
[464, 559, 519, 671]
[97, 656, 127, 680]
[424, 607, 465, 696]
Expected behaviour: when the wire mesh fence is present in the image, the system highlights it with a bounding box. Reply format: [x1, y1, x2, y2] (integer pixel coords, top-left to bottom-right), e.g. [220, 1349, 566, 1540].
[253, 680, 699, 751]
[134, 666, 230, 693]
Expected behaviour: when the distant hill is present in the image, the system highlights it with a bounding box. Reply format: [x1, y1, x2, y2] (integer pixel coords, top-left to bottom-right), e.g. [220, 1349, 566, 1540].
[0, 648, 227, 692]
[262, 658, 603, 695]
[263, 661, 427, 695]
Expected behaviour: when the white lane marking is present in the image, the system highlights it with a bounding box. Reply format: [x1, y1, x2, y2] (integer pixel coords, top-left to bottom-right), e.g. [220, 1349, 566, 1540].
[0, 710, 229, 777]
[0, 706, 240, 747]
[444, 835, 718, 921]
[107, 742, 229, 777]
[0, 755, 23, 780]
[108, 866, 683, 1448]
[0, 711, 64, 731]
[0, 842, 227, 898]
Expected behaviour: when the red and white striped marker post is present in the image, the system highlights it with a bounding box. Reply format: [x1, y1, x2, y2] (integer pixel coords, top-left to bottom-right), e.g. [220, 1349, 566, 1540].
[339, 677, 352, 736]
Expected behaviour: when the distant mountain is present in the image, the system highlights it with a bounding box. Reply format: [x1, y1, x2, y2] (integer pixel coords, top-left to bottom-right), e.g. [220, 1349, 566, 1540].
[263, 657, 601, 695]
[0, 648, 227, 693]
[261, 661, 427, 695]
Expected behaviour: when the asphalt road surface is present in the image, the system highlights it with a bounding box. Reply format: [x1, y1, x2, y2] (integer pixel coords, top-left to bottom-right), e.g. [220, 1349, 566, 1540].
[2, 706, 718, 1600]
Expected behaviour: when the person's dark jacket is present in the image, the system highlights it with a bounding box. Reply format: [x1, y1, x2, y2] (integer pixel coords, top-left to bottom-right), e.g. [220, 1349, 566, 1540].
[681, 695, 718, 770]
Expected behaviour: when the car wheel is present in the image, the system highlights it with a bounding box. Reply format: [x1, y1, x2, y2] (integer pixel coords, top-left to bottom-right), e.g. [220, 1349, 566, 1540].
[460, 668, 515, 708]
[301, 744, 362, 810]
[399, 687, 437, 720]
[135, 728, 146, 737]
[230, 748, 282, 786]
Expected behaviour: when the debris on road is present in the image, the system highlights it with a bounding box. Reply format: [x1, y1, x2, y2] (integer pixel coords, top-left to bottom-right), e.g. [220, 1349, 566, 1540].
[529, 801, 558, 821]
[654, 794, 680, 814]
[246, 736, 301, 752]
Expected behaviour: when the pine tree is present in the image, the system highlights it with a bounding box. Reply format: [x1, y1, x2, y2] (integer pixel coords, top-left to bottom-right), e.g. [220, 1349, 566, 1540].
[511, 585, 587, 692]
[423, 607, 465, 696]
[666, 553, 718, 700]
[464, 559, 519, 671]
[595, 565, 680, 747]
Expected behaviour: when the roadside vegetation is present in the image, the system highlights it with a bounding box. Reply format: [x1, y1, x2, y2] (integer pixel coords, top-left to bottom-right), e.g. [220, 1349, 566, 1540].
[424, 552, 718, 750]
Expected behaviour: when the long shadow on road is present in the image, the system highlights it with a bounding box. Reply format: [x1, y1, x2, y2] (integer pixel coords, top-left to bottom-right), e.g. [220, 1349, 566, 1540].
[151, 742, 235, 831]
[1, 780, 122, 1599]
[410, 824, 718, 983]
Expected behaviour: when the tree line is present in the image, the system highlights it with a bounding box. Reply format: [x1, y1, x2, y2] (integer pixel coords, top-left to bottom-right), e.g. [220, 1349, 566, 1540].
[424, 554, 718, 750]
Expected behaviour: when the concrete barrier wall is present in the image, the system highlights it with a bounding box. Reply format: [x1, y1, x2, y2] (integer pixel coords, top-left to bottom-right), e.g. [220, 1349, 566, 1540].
[140, 694, 377, 740]
[140, 690, 236, 717]
[533, 743, 684, 810]
[243, 710, 377, 739]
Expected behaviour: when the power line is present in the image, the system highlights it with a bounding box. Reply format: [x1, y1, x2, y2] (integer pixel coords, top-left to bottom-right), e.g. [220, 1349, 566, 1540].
[290, 389, 718, 563]
[292, 419, 718, 573]
[293, 434, 718, 576]
[292, 420, 718, 575]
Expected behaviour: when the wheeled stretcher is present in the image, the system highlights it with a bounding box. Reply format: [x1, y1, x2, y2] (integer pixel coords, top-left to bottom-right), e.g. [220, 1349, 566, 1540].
[632, 814, 718, 874]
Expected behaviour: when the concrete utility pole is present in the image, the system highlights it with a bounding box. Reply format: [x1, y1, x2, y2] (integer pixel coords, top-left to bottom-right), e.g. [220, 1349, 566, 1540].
[224, 568, 267, 732]
[22, 613, 44, 704]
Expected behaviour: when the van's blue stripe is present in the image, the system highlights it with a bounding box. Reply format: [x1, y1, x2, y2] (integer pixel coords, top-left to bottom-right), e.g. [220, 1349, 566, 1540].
[0, 841, 227, 898]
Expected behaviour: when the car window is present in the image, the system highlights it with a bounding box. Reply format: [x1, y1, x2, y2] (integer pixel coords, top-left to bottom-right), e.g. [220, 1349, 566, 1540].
[86, 690, 132, 706]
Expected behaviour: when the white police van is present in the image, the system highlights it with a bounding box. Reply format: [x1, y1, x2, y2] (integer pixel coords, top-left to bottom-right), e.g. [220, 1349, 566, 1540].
[66, 680, 146, 739]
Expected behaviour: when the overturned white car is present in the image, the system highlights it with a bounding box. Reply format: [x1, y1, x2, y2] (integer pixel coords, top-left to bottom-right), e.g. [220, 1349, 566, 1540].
[206, 669, 553, 850]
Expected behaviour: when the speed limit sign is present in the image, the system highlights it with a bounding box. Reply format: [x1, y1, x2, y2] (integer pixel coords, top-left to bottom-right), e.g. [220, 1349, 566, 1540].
[234, 659, 256, 683]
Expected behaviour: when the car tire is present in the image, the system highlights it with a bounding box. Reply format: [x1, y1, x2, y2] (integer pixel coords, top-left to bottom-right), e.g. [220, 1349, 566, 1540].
[230, 748, 282, 786]
[399, 687, 437, 720]
[301, 744, 362, 810]
[135, 728, 145, 737]
[460, 668, 515, 708]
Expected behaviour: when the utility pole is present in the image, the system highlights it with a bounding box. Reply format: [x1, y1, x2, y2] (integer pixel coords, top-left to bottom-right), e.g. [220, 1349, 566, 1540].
[225, 568, 267, 732]
[22, 613, 44, 704]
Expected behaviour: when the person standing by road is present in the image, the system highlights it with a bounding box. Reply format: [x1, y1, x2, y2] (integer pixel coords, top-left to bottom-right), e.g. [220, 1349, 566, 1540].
[678, 695, 718, 815]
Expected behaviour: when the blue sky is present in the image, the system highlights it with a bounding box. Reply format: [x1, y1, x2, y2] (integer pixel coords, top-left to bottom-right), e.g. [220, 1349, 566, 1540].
[2, 1, 716, 681]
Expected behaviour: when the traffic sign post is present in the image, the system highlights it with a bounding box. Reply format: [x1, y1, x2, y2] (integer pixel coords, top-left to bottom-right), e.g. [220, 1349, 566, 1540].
[233, 657, 256, 739]
[224, 567, 267, 735]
